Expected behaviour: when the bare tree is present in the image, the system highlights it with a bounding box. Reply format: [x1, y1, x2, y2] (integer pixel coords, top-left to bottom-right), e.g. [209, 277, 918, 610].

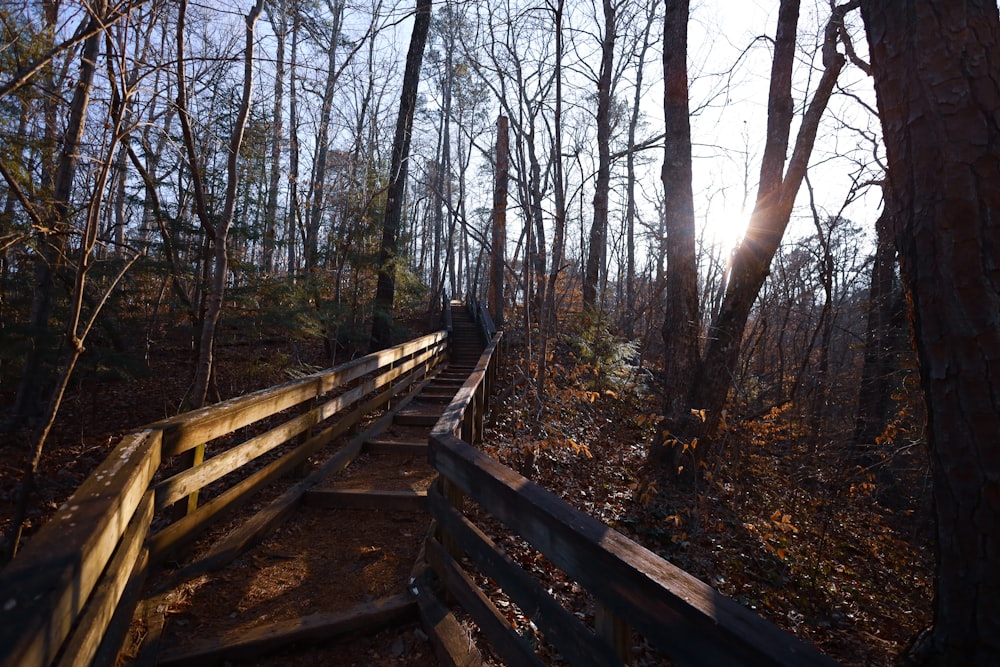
[370, 0, 433, 351]
[175, 0, 266, 408]
[671, 0, 857, 461]
[262, 0, 288, 275]
[582, 0, 616, 311]
[489, 114, 509, 326]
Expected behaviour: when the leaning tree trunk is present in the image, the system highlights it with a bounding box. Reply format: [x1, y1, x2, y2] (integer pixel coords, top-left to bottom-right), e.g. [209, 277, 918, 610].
[861, 2, 1000, 664]
[177, 0, 265, 409]
[370, 0, 432, 351]
[686, 0, 850, 445]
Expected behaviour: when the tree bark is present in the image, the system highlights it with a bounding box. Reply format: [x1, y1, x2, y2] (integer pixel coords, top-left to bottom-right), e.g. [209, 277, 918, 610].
[304, 0, 346, 271]
[852, 206, 897, 461]
[539, 0, 566, 398]
[860, 2, 1000, 663]
[583, 0, 616, 312]
[262, 0, 287, 275]
[370, 0, 432, 351]
[623, 0, 659, 339]
[489, 114, 508, 327]
[656, 0, 701, 465]
[286, 11, 301, 275]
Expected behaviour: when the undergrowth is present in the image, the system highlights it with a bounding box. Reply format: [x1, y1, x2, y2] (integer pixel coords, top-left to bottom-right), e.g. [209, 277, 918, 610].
[482, 328, 932, 667]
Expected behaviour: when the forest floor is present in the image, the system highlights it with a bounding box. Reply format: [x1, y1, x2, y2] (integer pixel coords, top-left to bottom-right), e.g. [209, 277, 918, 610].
[0, 320, 933, 666]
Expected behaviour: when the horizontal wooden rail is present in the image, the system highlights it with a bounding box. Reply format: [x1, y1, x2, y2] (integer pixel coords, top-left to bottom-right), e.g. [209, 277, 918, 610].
[0, 330, 450, 667]
[425, 310, 838, 666]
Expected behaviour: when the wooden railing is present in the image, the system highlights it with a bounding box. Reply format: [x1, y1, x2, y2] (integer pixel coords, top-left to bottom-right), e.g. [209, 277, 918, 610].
[425, 328, 840, 666]
[0, 331, 449, 667]
[466, 290, 496, 341]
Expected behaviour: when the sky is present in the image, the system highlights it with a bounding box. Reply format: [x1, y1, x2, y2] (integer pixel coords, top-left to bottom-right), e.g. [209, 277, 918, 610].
[682, 0, 883, 251]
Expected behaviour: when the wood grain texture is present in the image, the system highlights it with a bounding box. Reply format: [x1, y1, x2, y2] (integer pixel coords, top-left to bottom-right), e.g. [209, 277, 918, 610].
[0, 430, 161, 667]
[429, 432, 839, 667]
[156, 594, 417, 667]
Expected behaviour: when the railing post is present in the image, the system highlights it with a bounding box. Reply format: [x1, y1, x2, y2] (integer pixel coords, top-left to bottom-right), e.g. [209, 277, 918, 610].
[294, 391, 321, 478]
[595, 604, 632, 665]
[461, 403, 475, 443]
[474, 382, 485, 444]
[177, 443, 205, 518]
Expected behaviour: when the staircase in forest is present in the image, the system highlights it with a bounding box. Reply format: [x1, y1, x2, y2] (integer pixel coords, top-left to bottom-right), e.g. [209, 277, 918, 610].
[143, 303, 488, 665]
[0, 298, 840, 667]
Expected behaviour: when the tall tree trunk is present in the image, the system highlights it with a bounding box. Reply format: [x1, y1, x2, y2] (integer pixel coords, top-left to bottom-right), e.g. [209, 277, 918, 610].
[527, 132, 547, 321]
[4, 0, 129, 561]
[539, 0, 566, 397]
[623, 0, 659, 339]
[654, 0, 701, 464]
[304, 0, 345, 270]
[8, 0, 70, 427]
[489, 114, 508, 327]
[852, 206, 897, 462]
[262, 0, 287, 275]
[583, 0, 616, 312]
[860, 2, 1000, 663]
[370, 0, 432, 351]
[286, 11, 301, 276]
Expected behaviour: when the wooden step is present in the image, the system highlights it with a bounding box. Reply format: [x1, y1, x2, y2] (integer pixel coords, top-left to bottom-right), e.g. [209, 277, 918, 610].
[395, 406, 442, 426]
[304, 488, 427, 511]
[363, 438, 428, 455]
[157, 594, 418, 666]
[420, 389, 457, 399]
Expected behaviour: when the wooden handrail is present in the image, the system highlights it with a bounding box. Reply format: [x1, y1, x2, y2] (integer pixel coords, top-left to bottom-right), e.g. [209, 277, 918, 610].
[425, 324, 839, 666]
[0, 331, 450, 667]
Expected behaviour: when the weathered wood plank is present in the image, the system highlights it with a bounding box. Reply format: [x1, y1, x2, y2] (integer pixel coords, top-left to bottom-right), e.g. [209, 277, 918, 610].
[426, 486, 622, 667]
[153, 405, 321, 511]
[89, 548, 151, 667]
[428, 433, 840, 667]
[152, 375, 435, 590]
[0, 430, 161, 667]
[148, 389, 375, 563]
[156, 594, 418, 667]
[148, 368, 437, 565]
[363, 438, 428, 455]
[410, 562, 485, 667]
[425, 537, 545, 667]
[431, 334, 502, 438]
[305, 488, 427, 511]
[54, 491, 154, 667]
[156, 331, 446, 457]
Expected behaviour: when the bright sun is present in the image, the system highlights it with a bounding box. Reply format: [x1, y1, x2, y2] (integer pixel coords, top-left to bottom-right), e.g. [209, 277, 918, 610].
[704, 202, 751, 252]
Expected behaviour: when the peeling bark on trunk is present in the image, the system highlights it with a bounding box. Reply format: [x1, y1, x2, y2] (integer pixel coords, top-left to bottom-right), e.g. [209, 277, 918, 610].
[860, 2, 1000, 663]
